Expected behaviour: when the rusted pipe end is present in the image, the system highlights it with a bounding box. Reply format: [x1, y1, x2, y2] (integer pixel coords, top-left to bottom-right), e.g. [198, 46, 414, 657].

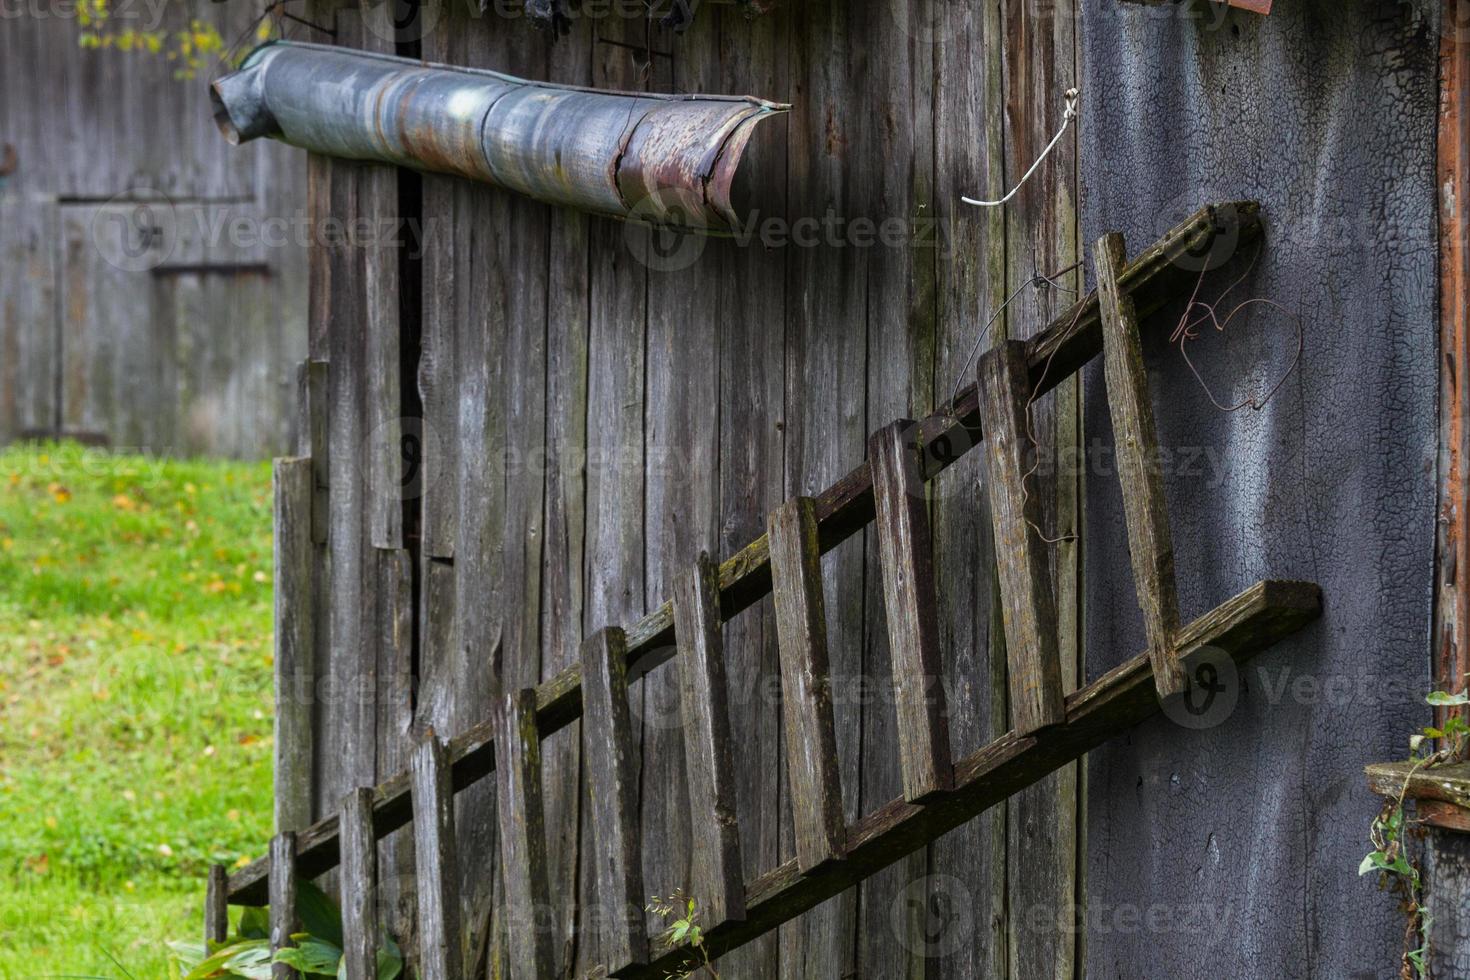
[210, 64, 278, 146]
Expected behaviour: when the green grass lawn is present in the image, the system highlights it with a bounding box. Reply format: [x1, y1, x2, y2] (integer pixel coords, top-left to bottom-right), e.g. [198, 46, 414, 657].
[0, 442, 275, 978]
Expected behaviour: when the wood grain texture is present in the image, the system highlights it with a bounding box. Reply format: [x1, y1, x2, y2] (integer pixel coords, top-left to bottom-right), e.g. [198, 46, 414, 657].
[870, 421, 954, 803]
[228, 204, 1257, 907]
[294, 360, 330, 545]
[673, 553, 747, 927]
[205, 864, 229, 946]
[579, 627, 648, 973]
[768, 498, 847, 874]
[411, 736, 464, 980]
[493, 689, 555, 979]
[977, 341, 1066, 735]
[274, 457, 315, 836]
[269, 831, 298, 980]
[621, 580, 1321, 977]
[1094, 232, 1185, 699]
[340, 787, 378, 980]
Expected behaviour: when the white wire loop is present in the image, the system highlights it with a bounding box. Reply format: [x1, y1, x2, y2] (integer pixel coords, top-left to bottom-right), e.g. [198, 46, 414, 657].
[962, 87, 1079, 209]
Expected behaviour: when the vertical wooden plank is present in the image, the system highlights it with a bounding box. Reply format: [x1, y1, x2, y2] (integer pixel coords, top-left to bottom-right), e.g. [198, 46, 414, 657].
[672, 553, 747, 927]
[1000, 5, 1083, 978]
[340, 787, 379, 980]
[365, 163, 403, 551]
[270, 832, 298, 980]
[767, 497, 847, 873]
[930, 0, 1010, 968]
[1094, 232, 1186, 698]
[782, 0, 864, 969]
[204, 864, 229, 947]
[584, 13, 649, 963]
[274, 457, 315, 835]
[375, 549, 416, 963]
[412, 735, 464, 980]
[976, 340, 1066, 735]
[494, 688, 555, 979]
[869, 420, 954, 803]
[294, 359, 330, 545]
[579, 627, 649, 973]
[700, 6, 788, 976]
[1435, 0, 1470, 734]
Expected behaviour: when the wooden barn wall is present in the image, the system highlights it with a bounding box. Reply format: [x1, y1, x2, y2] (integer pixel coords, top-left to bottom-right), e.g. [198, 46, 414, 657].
[300, 0, 1091, 974]
[1079, 1, 1438, 978]
[0, 2, 307, 458]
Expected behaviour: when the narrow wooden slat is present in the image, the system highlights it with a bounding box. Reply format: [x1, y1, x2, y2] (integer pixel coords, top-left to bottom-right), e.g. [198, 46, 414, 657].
[977, 341, 1067, 735]
[1095, 232, 1188, 698]
[579, 628, 648, 972]
[412, 735, 464, 980]
[767, 497, 847, 873]
[294, 359, 329, 545]
[225, 203, 1263, 906]
[673, 554, 747, 926]
[340, 788, 378, 980]
[868, 420, 954, 802]
[269, 831, 298, 980]
[204, 864, 229, 946]
[626, 579, 1322, 978]
[494, 688, 555, 978]
[273, 457, 315, 835]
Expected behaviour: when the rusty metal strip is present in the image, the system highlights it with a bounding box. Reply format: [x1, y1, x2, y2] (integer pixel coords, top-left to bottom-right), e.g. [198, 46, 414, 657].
[211, 41, 787, 230]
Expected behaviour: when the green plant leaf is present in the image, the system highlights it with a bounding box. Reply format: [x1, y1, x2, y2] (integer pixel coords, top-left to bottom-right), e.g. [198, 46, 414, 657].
[1426, 691, 1470, 706]
[296, 880, 345, 949]
[273, 936, 344, 975]
[1359, 853, 1382, 876]
[183, 938, 270, 979]
[238, 906, 270, 940]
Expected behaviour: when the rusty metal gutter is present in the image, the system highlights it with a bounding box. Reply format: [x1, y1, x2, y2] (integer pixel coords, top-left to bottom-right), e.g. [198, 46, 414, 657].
[211, 40, 788, 230]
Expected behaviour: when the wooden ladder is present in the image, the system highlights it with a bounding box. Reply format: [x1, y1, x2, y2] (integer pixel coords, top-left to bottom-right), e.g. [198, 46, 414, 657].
[205, 203, 1321, 979]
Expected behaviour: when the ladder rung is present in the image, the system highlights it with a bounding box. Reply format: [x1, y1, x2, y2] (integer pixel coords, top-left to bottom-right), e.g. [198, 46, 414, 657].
[673, 553, 747, 926]
[869, 420, 954, 803]
[411, 735, 464, 980]
[340, 787, 378, 980]
[204, 864, 229, 947]
[1095, 232, 1187, 699]
[768, 496, 847, 873]
[269, 832, 298, 980]
[579, 628, 649, 973]
[494, 688, 556, 980]
[976, 340, 1067, 735]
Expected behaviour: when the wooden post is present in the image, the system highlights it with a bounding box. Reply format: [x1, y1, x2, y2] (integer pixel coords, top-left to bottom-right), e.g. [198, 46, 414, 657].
[411, 735, 464, 980]
[579, 628, 649, 973]
[340, 788, 378, 980]
[869, 420, 954, 802]
[768, 497, 847, 873]
[204, 864, 229, 946]
[269, 832, 298, 980]
[673, 553, 747, 926]
[977, 341, 1067, 734]
[1094, 232, 1187, 698]
[494, 688, 556, 979]
[273, 457, 314, 835]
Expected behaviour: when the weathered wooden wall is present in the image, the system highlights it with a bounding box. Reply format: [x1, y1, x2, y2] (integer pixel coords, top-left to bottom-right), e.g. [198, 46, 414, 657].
[0, 2, 306, 458]
[289, 0, 1442, 977]
[297, 0, 1085, 973]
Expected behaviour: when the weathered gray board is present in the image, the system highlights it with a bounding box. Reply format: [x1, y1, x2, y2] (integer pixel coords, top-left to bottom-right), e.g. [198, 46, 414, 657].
[0, 4, 306, 458]
[1079, 1, 1437, 976]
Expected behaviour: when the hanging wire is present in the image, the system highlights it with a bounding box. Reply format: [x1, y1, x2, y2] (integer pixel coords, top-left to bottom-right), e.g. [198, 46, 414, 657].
[962, 88, 1079, 209]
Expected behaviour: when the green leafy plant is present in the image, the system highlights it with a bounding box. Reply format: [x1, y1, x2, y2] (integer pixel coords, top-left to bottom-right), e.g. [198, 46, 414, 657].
[1361, 687, 1470, 980]
[166, 880, 402, 980]
[74, 0, 277, 79]
[647, 891, 717, 979]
